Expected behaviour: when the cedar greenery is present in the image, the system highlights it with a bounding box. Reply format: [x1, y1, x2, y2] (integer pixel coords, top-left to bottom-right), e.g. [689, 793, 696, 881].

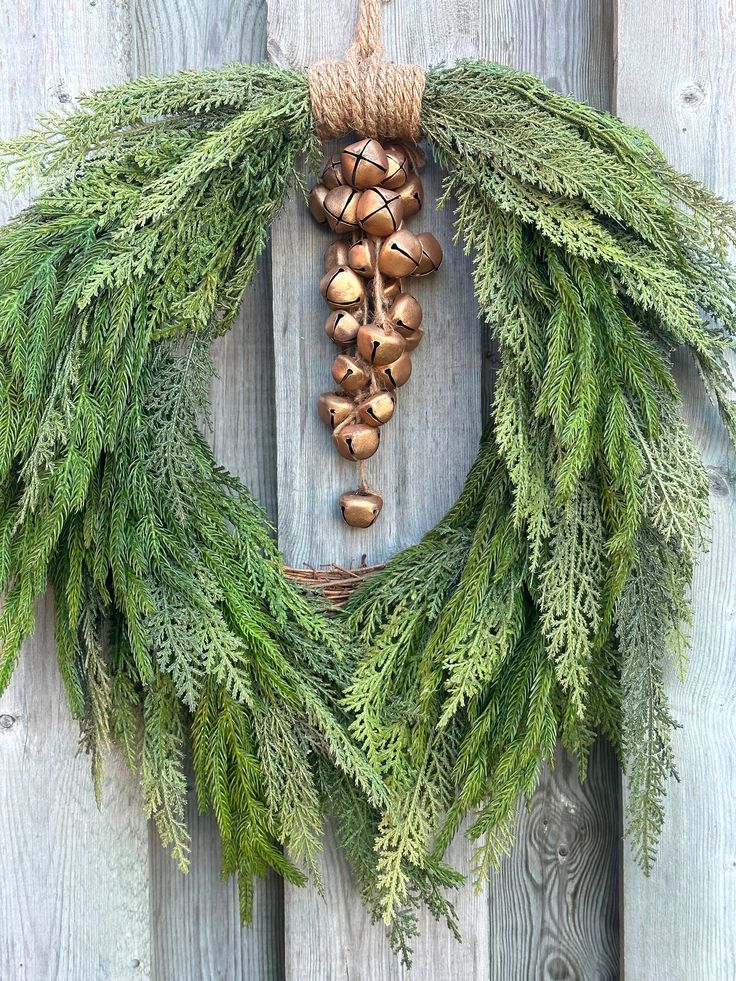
[344, 59, 736, 924]
[0, 57, 734, 958]
[0, 64, 461, 955]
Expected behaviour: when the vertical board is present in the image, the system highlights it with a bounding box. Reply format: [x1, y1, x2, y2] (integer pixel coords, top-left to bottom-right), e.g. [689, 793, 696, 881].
[132, 1, 285, 978]
[267, 2, 488, 979]
[616, 3, 736, 978]
[0, 1, 152, 979]
[479, 5, 621, 979]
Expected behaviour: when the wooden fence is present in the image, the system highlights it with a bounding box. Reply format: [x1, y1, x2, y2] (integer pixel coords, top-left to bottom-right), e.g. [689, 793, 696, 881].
[0, 0, 734, 978]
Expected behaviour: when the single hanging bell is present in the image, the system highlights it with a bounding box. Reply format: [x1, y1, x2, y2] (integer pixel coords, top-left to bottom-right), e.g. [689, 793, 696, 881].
[399, 174, 424, 218]
[322, 152, 345, 189]
[324, 310, 360, 345]
[413, 232, 443, 276]
[320, 266, 365, 310]
[308, 185, 330, 224]
[333, 423, 380, 461]
[323, 186, 362, 233]
[341, 138, 389, 189]
[356, 322, 406, 366]
[331, 353, 369, 392]
[324, 240, 350, 270]
[340, 489, 383, 528]
[381, 143, 409, 190]
[348, 238, 378, 279]
[374, 352, 413, 390]
[388, 294, 423, 335]
[357, 390, 396, 427]
[357, 187, 403, 237]
[378, 230, 423, 278]
[317, 392, 355, 430]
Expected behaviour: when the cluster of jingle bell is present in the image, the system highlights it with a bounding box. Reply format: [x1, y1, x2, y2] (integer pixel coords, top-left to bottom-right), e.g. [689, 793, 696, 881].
[308, 137, 442, 528]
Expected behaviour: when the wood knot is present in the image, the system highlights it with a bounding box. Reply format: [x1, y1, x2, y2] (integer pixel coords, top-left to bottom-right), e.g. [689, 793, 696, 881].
[707, 467, 732, 499]
[679, 82, 706, 109]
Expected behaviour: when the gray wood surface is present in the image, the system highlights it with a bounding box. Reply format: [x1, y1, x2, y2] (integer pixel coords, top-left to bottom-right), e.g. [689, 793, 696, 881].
[267, 3, 487, 980]
[487, 741, 620, 981]
[480, 5, 621, 979]
[268, 1, 619, 979]
[0, 2, 151, 978]
[616, 3, 736, 978]
[132, 1, 284, 978]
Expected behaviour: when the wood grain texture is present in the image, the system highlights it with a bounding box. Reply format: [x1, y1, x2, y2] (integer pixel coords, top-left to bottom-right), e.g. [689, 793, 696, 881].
[132, 1, 284, 978]
[616, 4, 736, 977]
[479, 6, 621, 979]
[267, 0, 480, 569]
[481, 0, 614, 113]
[0, 603, 150, 980]
[267, 3, 487, 979]
[0, 0, 150, 981]
[488, 742, 620, 981]
[0, 3, 152, 979]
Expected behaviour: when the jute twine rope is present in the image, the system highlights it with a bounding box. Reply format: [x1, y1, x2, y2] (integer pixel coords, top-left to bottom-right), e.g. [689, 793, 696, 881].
[307, 0, 425, 141]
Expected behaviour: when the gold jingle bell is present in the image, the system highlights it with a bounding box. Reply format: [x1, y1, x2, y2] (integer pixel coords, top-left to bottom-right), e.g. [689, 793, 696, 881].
[323, 186, 362, 233]
[356, 322, 406, 366]
[324, 239, 350, 271]
[388, 293, 423, 335]
[399, 174, 424, 218]
[324, 310, 360, 345]
[339, 489, 383, 528]
[320, 266, 365, 309]
[414, 232, 443, 276]
[341, 138, 389, 189]
[317, 392, 356, 430]
[357, 187, 403, 237]
[333, 423, 380, 461]
[381, 144, 409, 190]
[403, 326, 425, 352]
[378, 230, 423, 278]
[357, 390, 396, 427]
[322, 153, 345, 189]
[375, 351, 413, 389]
[348, 239, 378, 279]
[332, 353, 369, 392]
[308, 185, 329, 224]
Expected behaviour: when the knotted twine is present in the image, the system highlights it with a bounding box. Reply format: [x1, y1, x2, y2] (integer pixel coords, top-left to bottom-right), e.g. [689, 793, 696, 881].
[307, 0, 425, 141]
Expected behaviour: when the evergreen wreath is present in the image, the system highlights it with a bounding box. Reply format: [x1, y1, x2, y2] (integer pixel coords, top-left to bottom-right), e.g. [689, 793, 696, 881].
[1, 0, 736, 964]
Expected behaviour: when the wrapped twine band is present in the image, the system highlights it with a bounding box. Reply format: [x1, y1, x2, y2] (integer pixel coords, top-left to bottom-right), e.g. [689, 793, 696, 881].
[307, 0, 425, 140]
[290, 0, 418, 601]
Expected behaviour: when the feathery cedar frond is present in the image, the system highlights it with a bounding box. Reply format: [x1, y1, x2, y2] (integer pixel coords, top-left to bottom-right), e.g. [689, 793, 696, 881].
[343, 62, 735, 921]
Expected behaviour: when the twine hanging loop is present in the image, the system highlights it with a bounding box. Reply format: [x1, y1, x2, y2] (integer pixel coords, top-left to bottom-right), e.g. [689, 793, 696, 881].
[307, 0, 425, 141]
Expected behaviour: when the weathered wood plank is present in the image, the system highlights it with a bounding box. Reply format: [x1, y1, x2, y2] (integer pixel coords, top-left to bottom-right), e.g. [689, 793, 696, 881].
[267, 3, 487, 979]
[479, 5, 621, 979]
[486, 741, 620, 981]
[267, 1, 481, 568]
[0, 2, 150, 978]
[132, 1, 284, 978]
[616, 3, 736, 977]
